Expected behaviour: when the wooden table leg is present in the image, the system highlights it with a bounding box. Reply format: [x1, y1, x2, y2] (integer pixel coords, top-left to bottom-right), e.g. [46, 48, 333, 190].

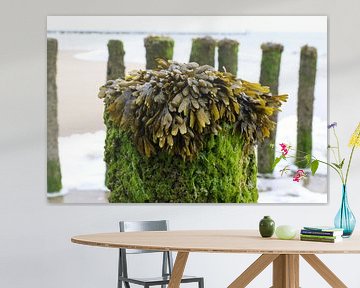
[272, 254, 299, 288]
[168, 252, 189, 288]
[273, 254, 286, 287]
[228, 254, 279, 288]
[301, 254, 347, 288]
[288, 254, 300, 288]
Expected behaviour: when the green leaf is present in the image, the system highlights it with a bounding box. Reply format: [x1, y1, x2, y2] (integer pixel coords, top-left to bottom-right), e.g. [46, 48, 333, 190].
[305, 154, 312, 166]
[272, 156, 283, 169]
[311, 160, 319, 176]
[332, 162, 341, 169]
[339, 158, 345, 169]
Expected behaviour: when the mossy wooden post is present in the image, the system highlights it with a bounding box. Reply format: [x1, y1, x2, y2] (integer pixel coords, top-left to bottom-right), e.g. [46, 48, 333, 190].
[105, 130, 259, 203]
[189, 37, 216, 66]
[296, 45, 317, 168]
[99, 62, 287, 203]
[47, 38, 62, 193]
[106, 40, 125, 81]
[144, 36, 174, 69]
[218, 39, 239, 75]
[105, 40, 125, 188]
[257, 43, 284, 174]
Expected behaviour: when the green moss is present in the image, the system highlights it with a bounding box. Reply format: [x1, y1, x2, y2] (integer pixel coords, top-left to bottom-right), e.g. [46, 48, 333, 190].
[296, 127, 312, 168]
[189, 37, 216, 66]
[105, 126, 147, 202]
[296, 45, 317, 167]
[144, 36, 174, 69]
[218, 39, 239, 76]
[257, 42, 284, 174]
[107, 40, 125, 81]
[105, 126, 258, 203]
[259, 43, 283, 95]
[47, 159, 62, 193]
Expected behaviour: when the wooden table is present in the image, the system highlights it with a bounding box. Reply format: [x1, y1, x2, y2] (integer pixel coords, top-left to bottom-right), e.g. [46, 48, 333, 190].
[71, 230, 360, 288]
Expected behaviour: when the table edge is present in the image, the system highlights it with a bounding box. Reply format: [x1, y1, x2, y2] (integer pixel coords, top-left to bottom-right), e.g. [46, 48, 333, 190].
[71, 236, 360, 255]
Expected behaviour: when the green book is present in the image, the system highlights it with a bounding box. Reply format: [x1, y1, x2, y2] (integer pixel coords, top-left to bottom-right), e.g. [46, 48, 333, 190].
[300, 236, 343, 243]
[300, 234, 338, 240]
[303, 226, 344, 233]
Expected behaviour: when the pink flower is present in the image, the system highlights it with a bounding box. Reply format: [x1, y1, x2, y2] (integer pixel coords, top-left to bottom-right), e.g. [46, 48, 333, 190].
[293, 169, 306, 182]
[280, 143, 289, 156]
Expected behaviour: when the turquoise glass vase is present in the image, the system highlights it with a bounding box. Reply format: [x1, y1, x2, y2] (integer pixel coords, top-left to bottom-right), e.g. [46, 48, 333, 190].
[334, 185, 356, 237]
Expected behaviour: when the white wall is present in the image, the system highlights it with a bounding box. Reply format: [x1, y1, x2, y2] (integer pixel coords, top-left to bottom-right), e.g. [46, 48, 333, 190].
[1, 1, 360, 287]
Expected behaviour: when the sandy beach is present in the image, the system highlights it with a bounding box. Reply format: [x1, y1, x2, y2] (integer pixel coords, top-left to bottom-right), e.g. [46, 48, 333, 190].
[57, 50, 145, 136]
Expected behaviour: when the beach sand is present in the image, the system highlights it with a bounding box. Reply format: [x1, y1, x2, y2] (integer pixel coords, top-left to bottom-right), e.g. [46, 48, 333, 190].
[57, 50, 144, 136]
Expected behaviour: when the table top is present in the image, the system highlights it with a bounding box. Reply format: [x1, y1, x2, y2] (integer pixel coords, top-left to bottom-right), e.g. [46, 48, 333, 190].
[71, 230, 360, 254]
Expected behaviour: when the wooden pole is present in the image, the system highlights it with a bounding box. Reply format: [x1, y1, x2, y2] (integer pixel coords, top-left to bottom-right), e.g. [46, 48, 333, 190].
[296, 46, 317, 168]
[257, 42, 284, 174]
[107, 40, 125, 81]
[218, 38, 239, 76]
[144, 36, 174, 69]
[189, 37, 216, 66]
[47, 38, 62, 193]
[104, 40, 126, 194]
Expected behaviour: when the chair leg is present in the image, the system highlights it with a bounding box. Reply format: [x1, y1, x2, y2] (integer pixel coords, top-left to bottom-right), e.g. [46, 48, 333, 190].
[198, 278, 204, 288]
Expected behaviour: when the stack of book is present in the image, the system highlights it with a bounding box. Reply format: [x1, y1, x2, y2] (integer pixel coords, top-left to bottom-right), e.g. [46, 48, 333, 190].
[300, 226, 344, 243]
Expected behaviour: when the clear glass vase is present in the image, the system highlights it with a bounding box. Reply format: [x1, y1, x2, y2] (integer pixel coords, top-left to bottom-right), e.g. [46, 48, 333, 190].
[334, 185, 356, 237]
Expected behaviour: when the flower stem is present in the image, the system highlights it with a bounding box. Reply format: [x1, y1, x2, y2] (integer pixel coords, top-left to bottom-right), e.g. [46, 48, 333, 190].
[333, 127, 342, 165]
[330, 147, 339, 164]
[333, 127, 345, 181]
[315, 159, 344, 183]
[344, 130, 360, 185]
[345, 145, 356, 185]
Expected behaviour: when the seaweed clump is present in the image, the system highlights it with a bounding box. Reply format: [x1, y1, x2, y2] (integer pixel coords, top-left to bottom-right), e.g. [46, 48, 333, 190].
[99, 60, 287, 202]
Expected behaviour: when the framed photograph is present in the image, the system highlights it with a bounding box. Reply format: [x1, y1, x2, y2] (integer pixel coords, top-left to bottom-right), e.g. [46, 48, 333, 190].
[47, 16, 327, 204]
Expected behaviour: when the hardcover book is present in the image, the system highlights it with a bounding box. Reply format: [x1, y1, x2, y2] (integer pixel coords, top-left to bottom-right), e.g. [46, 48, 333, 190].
[300, 236, 343, 243]
[301, 229, 343, 237]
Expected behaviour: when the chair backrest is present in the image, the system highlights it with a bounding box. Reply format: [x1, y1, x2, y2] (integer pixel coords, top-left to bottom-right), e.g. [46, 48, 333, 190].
[120, 220, 168, 232]
[118, 220, 173, 282]
[119, 220, 169, 254]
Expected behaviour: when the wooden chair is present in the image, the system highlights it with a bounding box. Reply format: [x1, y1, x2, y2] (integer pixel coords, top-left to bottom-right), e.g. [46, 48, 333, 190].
[118, 220, 204, 288]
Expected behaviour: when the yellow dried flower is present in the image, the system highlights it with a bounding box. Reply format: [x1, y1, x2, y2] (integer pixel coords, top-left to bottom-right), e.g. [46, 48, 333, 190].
[349, 122, 360, 148]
